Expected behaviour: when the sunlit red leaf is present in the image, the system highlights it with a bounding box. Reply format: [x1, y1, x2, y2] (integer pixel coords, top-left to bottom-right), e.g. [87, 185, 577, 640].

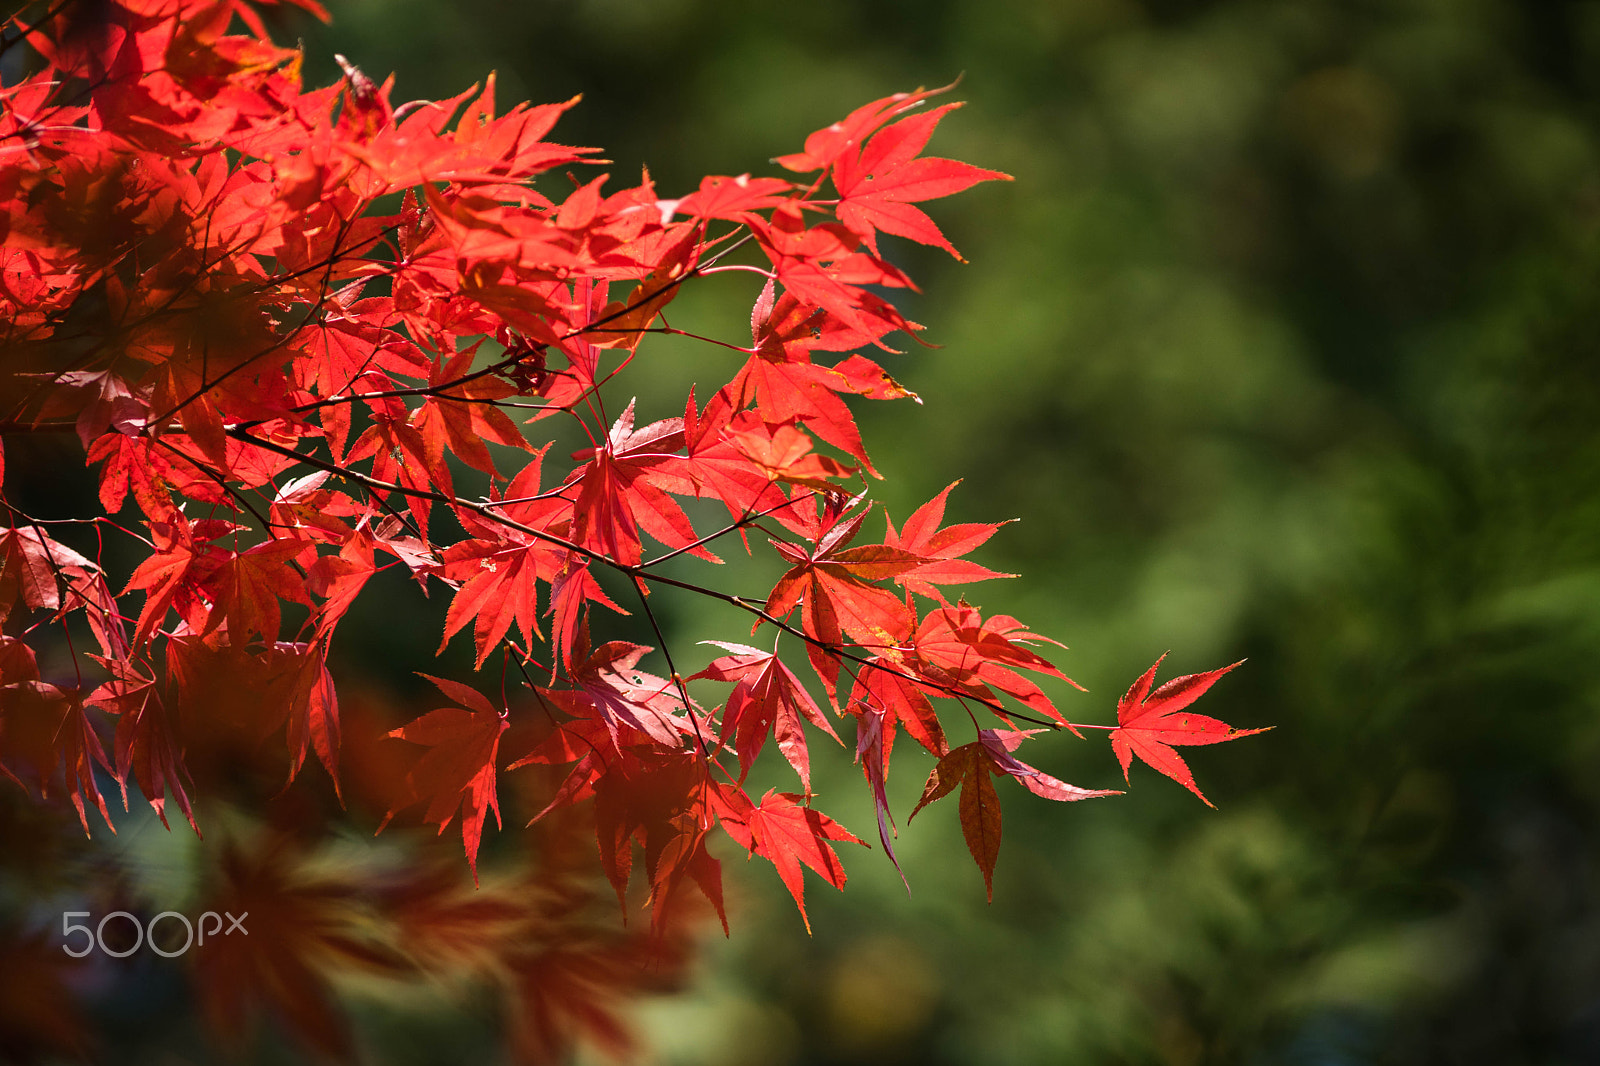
[1110, 654, 1265, 807]
[714, 786, 866, 932]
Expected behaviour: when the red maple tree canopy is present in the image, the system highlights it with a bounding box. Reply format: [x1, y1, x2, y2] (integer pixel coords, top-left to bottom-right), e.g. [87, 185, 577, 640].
[0, 1, 1266, 1053]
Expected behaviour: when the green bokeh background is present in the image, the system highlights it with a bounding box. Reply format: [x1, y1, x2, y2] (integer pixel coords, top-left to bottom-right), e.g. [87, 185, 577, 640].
[277, 0, 1600, 1062]
[19, 0, 1600, 1062]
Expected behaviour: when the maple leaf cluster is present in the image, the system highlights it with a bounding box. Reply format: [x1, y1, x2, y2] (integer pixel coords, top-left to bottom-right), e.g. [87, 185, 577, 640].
[0, 0, 1267, 1014]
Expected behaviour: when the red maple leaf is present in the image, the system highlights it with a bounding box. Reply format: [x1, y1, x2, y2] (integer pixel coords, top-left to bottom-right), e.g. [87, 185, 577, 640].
[691, 640, 842, 792]
[831, 103, 1012, 260]
[723, 280, 915, 476]
[906, 742, 999, 899]
[846, 657, 947, 758]
[211, 539, 313, 644]
[749, 207, 919, 360]
[437, 453, 574, 666]
[714, 786, 865, 933]
[884, 481, 1015, 601]
[674, 173, 792, 221]
[305, 525, 378, 640]
[412, 343, 535, 476]
[847, 702, 906, 887]
[122, 516, 238, 646]
[1109, 654, 1266, 807]
[382, 675, 508, 880]
[724, 419, 856, 491]
[680, 387, 803, 525]
[587, 223, 700, 351]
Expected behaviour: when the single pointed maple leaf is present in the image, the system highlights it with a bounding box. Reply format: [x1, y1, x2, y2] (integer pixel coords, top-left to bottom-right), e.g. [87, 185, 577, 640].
[831, 103, 1012, 260]
[956, 753, 1003, 902]
[347, 400, 453, 538]
[267, 471, 356, 547]
[305, 526, 377, 640]
[1109, 654, 1265, 807]
[86, 433, 179, 517]
[884, 481, 1015, 601]
[714, 786, 865, 933]
[749, 279, 908, 365]
[123, 516, 242, 647]
[62, 565, 128, 661]
[647, 825, 727, 935]
[212, 539, 312, 643]
[283, 644, 342, 800]
[382, 674, 508, 881]
[547, 558, 629, 673]
[773, 84, 955, 174]
[674, 173, 792, 221]
[904, 743, 1002, 900]
[438, 538, 549, 667]
[35, 368, 139, 450]
[912, 603, 1082, 729]
[412, 344, 535, 476]
[691, 640, 842, 792]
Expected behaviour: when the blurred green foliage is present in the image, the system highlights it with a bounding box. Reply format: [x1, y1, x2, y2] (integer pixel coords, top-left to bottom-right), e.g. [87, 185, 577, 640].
[162, 0, 1600, 1061]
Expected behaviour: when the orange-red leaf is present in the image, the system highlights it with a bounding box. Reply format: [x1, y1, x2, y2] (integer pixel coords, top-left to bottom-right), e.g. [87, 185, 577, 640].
[832, 103, 1012, 259]
[1109, 654, 1265, 807]
[715, 787, 865, 932]
[692, 640, 841, 792]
